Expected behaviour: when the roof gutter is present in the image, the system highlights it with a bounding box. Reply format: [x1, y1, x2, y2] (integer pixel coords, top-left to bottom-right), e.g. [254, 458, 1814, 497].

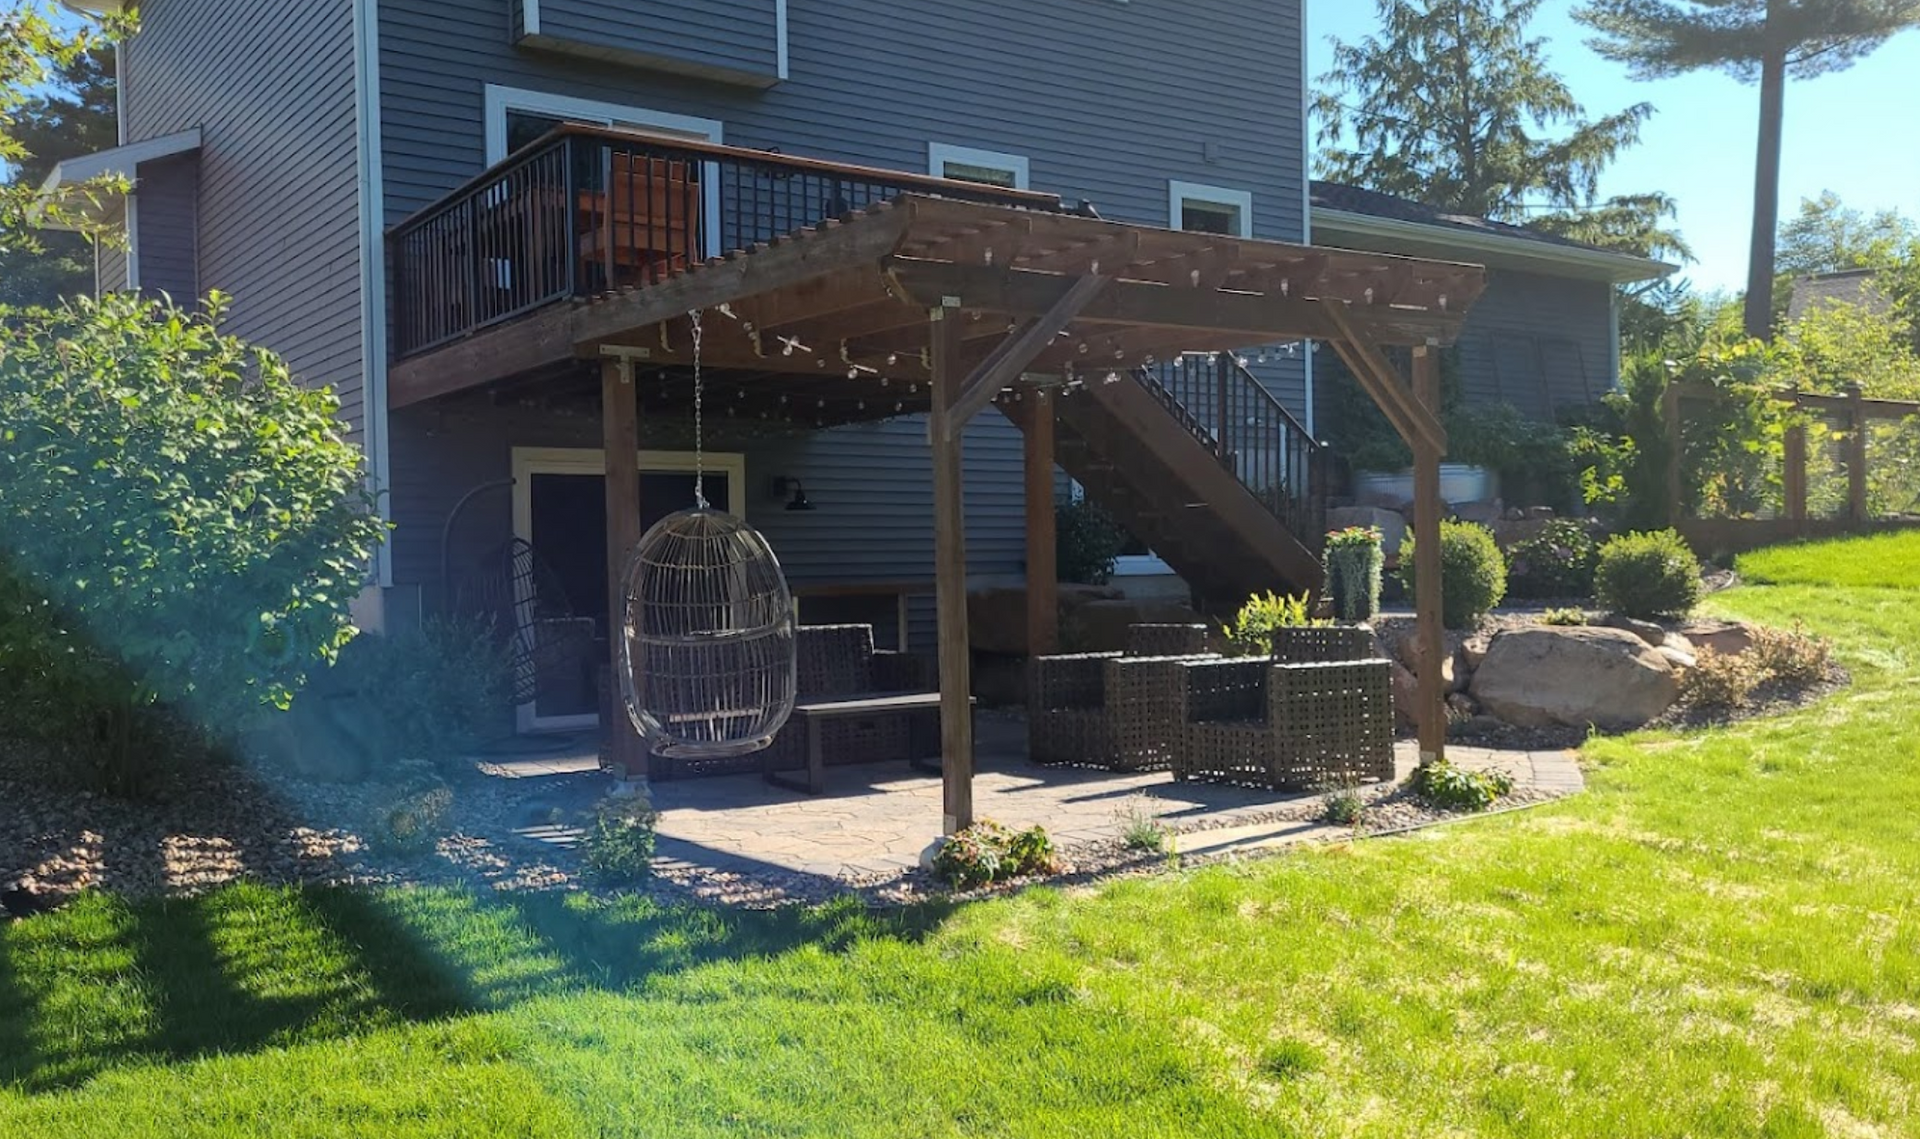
[1312, 206, 1675, 285]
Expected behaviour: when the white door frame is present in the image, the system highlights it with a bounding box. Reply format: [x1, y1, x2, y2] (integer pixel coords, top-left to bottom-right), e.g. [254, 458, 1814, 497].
[509, 445, 747, 732]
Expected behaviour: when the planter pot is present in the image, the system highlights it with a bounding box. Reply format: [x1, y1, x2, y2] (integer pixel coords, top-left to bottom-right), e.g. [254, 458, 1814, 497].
[1324, 542, 1384, 624]
[1353, 464, 1501, 507]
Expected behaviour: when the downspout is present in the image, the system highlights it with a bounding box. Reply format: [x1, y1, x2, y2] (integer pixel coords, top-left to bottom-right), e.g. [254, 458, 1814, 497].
[1298, 0, 1316, 438]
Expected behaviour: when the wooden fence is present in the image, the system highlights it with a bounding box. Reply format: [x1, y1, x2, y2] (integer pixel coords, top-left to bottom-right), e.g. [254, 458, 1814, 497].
[1665, 381, 1920, 556]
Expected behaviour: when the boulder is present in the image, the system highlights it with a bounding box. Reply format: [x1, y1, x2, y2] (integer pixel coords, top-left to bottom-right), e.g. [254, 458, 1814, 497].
[1680, 619, 1758, 658]
[1447, 692, 1480, 719]
[1454, 500, 1505, 526]
[1391, 661, 1418, 730]
[1600, 613, 1669, 648]
[1664, 631, 1696, 656]
[968, 583, 1124, 655]
[1655, 645, 1698, 673]
[1469, 626, 1681, 731]
[1394, 633, 1457, 691]
[1064, 598, 1210, 654]
[1461, 634, 1493, 670]
[1326, 504, 1408, 556]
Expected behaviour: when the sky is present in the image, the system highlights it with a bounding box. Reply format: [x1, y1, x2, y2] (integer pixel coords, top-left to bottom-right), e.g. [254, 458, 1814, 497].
[1308, 1, 1920, 292]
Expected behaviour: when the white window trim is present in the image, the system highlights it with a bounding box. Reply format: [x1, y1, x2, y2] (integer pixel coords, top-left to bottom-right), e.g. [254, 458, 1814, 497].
[483, 84, 724, 164]
[509, 446, 748, 733]
[1169, 179, 1253, 238]
[928, 142, 1031, 190]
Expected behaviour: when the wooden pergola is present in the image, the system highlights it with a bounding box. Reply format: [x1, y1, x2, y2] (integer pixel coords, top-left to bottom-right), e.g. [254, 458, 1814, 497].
[391, 194, 1488, 833]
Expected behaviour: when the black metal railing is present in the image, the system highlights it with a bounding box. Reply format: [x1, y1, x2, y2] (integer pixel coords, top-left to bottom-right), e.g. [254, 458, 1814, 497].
[390, 125, 1060, 358]
[1135, 352, 1326, 548]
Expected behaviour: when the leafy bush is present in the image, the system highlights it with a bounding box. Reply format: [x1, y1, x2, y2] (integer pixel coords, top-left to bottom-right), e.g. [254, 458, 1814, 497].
[1409, 760, 1514, 812]
[1056, 499, 1126, 585]
[1541, 606, 1589, 627]
[1505, 520, 1600, 599]
[1450, 403, 1582, 510]
[1679, 647, 1763, 711]
[1322, 784, 1365, 827]
[1118, 798, 1170, 853]
[1400, 521, 1507, 629]
[1594, 529, 1702, 621]
[1222, 591, 1321, 657]
[1750, 623, 1832, 688]
[578, 796, 659, 887]
[0, 294, 387, 779]
[1324, 526, 1384, 623]
[932, 820, 1060, 889]
[333, 616, 511, 770]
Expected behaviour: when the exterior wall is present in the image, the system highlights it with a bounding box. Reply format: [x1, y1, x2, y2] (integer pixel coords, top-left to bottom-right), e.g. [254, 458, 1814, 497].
[96, 239, 129, 293]
[1452, 268, 1617, 419]
[119, 0, 365, 438]
[133, 153, 199, 301]
[521, 0, 782, 86]
[379, 0, 1310, 593]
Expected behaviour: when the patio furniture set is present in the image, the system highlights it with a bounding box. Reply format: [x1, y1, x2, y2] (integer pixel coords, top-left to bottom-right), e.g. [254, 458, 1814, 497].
[1029, 624, 1397, 791]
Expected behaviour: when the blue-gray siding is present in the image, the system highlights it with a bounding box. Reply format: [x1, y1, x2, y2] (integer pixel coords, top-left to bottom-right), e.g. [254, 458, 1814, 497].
[134, 153, 199, 301]
[96, 239, 128, 293]
[1453, 269, 1616, 418]
[120, 0, 365, 438]
[521, 0, 781, 87]
[378, 0, 1308, 590]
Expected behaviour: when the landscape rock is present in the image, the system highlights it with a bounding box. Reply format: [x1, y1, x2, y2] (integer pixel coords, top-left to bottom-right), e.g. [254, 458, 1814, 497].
[1454, 501, 1505, 526]
[1394, 633, 1458, 691]
[1469, 626, 1681, 731]
[1391, 662, 1418, 730]
[1655, 645, 1698, 672]
[1447, 692, 1479, 719]
[1680, 619, 1758, 658]
[1601, 613, 1670, 648]
[1461, 634, 1493, 670]
[1326, 504, 1408, 555]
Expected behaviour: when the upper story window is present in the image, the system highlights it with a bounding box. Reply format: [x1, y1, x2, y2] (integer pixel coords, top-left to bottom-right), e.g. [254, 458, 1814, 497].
[928, 142, 1030, 191]
[1170, 180, 1253, 238]
[483, 85, 725, 163]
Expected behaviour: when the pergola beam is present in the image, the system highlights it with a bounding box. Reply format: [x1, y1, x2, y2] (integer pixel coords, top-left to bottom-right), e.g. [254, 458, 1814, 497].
[944, 275, 1108, 438]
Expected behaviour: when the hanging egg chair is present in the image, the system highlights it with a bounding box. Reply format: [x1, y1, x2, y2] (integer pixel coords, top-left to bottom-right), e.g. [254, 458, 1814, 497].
[616, 309, 798, 758]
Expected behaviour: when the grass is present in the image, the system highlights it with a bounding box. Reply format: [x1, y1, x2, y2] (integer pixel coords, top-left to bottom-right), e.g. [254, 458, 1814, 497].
[1737, 526, 1920, 589]
[4, 531, 1920, 1135]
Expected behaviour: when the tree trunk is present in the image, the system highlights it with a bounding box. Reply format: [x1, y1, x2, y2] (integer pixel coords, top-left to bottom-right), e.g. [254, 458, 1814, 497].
[1743, 43, 1788, 342]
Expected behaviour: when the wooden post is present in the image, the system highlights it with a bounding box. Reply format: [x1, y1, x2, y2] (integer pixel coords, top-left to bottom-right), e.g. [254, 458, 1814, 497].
[1411, 346, 1446, 766]
[929, 308, 976, 834]
[602, 356, 648, 782]
[1662, 381, 1684, 527]
[1023, 389, 1059, 657]
[1846, 383, 1869, 525]
[1784, 420, 1808, 532]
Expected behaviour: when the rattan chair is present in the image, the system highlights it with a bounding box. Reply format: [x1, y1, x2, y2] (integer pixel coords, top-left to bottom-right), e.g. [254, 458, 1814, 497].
[1028, 623, 1213, 771]
[1270, 625, 1378, 664]
[1176, 656, 1396, 790]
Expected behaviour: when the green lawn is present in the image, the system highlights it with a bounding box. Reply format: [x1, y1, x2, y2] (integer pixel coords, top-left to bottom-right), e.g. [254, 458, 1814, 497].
[4, 534, 1919, 1137]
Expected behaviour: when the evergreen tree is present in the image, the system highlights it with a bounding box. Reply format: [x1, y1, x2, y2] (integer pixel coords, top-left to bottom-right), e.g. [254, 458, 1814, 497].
[1314, 0, 1688, 261]
[1575, 0, 1920, 340]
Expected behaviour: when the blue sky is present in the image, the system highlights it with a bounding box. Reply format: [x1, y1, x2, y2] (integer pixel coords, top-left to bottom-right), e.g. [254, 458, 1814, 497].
[1308, 1, 1920, 291]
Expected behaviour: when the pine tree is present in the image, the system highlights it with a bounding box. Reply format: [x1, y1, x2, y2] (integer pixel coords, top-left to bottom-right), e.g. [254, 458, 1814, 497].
[1575, 0, 1920, 340]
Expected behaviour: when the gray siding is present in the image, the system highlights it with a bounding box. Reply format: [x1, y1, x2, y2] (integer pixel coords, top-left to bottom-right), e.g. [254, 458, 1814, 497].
[96, 240, 128, 294]
[134, 153, 199, 302]
[1453, 269, 1615, 419]
[379, 0, 1308, 590]
[524, 0, 780, 87]
[121, 0, 364, 438]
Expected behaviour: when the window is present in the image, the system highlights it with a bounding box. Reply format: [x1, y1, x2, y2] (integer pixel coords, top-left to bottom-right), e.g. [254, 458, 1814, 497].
[928, 142, 1030, 190]
[1169, 180, 1253, 238]
[482, 85, 724, 164]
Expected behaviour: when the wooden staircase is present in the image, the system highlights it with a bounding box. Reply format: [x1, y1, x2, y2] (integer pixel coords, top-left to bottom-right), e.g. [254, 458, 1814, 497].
[1046, 353, 1326, 613]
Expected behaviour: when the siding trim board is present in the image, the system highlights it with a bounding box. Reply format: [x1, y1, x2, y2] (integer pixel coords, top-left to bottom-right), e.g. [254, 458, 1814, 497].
[482, 84, 725, 163]
[356, 0, 394, 585]
[1169, 179, 1253, 239]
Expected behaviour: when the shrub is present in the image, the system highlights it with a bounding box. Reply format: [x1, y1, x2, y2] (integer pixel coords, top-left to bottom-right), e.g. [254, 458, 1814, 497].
[1541, 606, 1589, 627]
[1750, 623, 1832, 688]
[1410, 760, 1514, 812]
[1118, 798, 1170, 853]
[1594, 529, 1702, 621]
[0, 294, 387, 781]
[333, 615, 512, 770]
[1222, 591, 1322, 657]
[932, 820, 1060, 889]
[1324, 526, 1385, 623]
[1400, 521, 1507, 629]
[1322, 784, 1365, 827]
[1680, 647, 1763, 711]
[1056, 499, 1127, 585]
[578, 796, 659, 887]
[1505, 520, 1600, 599]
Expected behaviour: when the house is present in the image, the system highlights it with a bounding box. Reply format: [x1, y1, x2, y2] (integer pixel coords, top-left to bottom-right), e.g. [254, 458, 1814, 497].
[1310, 181, 1673, 424]
[1787, 267, 1893, 325]
[52, 0, 1491, 795]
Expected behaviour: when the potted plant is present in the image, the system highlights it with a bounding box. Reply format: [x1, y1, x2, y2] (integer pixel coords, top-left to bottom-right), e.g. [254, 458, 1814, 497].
[1324, 526, 1385, 623]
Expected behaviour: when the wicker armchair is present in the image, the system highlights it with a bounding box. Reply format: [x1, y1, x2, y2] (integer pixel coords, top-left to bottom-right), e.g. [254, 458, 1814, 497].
[1270, 625, 1378, 664]
[1177, 656, 1396, 790]
[1028, 623, 1213, 771]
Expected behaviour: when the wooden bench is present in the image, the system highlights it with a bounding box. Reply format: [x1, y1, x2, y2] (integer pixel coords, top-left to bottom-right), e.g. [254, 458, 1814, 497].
[763, 692, 975, 795]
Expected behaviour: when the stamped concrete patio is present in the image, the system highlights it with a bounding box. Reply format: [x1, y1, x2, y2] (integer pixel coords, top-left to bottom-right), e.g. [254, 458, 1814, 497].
[481, 715, 1583, 889]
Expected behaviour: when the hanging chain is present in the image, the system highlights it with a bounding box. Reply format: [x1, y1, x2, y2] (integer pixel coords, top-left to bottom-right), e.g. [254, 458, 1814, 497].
[689, 308, 707, 509]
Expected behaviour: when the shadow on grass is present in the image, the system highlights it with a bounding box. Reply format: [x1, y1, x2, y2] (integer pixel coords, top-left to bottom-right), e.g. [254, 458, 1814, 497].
[0, 882, 956, 1095]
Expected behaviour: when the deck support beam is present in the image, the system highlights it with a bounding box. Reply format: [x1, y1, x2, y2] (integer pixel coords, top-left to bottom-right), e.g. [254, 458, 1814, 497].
[1411, 345, 1447, 766]
[929, 307, 976, 833]
[602, 355, 650, 783]
[1021, 390, 1059, 656]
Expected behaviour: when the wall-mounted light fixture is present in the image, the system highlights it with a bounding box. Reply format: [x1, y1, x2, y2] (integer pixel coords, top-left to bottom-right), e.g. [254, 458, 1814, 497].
[771, 476, 815, 512]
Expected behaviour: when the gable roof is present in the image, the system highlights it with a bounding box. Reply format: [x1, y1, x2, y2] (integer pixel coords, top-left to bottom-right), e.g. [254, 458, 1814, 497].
[1787, 268, 1893, 324]
[1311, 181, 1674, 285]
